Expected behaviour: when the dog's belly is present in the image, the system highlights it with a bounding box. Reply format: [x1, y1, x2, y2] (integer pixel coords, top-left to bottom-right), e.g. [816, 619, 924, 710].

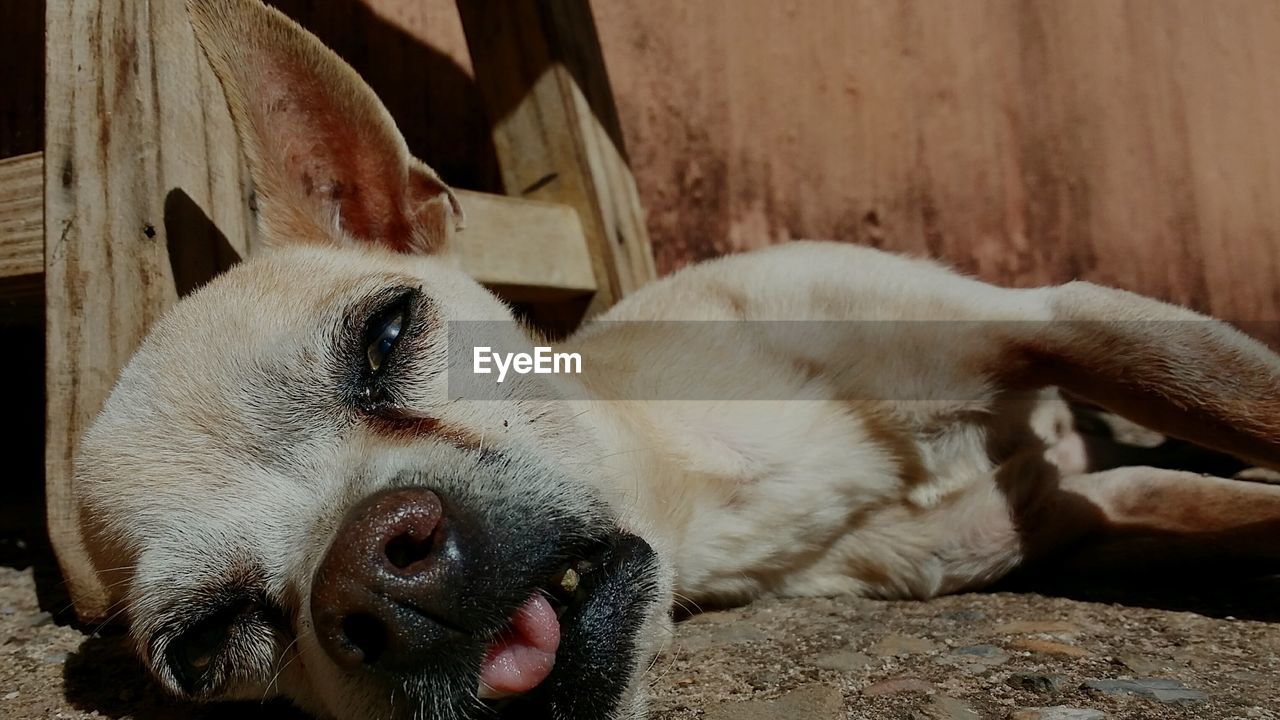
[581, 392, 1048, 606]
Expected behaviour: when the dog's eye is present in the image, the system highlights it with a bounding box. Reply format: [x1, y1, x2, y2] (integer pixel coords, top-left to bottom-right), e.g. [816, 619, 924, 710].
[181, 624, 221, 671]
[366, 308, 405, 373]
[351, 288, 419, 406]
[169, 614, 231, 690]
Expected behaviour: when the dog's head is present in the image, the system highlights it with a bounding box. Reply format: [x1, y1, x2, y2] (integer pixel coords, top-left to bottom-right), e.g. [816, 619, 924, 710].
[74, 1, 671, 718]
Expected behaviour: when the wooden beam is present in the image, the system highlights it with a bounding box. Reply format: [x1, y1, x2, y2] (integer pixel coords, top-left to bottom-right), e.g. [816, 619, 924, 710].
[45, 0, 256, 622]
[454, 189, 595, 301]
[2, 154, 594, 312]
[457, 0, 656, 316]
[0, 153, 42, 279]
[0, 152, 42, 316]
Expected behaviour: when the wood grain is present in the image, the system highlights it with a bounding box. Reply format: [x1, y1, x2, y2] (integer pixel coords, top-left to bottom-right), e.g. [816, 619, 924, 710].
[0, 152, 42, 317]
[593, 0, 1280, 341]
[45, 0, 255, 621]
[0, 153, 42, 278]
[454, 189, 596, 302]
[458, 0, 656, 316]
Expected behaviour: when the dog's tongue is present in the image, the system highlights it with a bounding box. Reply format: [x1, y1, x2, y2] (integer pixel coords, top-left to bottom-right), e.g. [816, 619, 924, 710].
[478, 594, 560, 697]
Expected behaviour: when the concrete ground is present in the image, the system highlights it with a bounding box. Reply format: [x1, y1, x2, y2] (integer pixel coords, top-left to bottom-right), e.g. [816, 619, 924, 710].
[3, 560, 1278, 720]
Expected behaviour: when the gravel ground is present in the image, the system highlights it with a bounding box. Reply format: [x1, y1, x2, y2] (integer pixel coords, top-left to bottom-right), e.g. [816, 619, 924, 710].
[3, 562, 1279, 720]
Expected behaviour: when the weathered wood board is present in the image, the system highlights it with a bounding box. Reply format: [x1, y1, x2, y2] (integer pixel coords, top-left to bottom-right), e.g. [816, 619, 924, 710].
[0, 153, 42, 279]
[591, 0, 1280, 341]
[44, 0, 256, 621]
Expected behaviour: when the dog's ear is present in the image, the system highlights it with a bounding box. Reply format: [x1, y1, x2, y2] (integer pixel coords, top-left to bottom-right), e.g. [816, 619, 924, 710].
[189, 0, 462, 254]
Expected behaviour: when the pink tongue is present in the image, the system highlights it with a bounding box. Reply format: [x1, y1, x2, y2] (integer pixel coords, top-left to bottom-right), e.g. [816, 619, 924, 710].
[478, 595, 561, 696]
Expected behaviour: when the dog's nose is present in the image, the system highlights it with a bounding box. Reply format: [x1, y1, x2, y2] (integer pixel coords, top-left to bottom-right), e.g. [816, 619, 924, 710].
[311, 487, 475, 674]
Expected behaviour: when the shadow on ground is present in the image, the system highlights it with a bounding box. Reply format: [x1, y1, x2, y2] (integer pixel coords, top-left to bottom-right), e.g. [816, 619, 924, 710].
[52, 572, 1280, 720]
[62, 632, 307, 720]
[995, 567, 1280, 623]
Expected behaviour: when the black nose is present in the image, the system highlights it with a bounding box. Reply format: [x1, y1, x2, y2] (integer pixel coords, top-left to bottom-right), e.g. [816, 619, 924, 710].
[310, 487, 477, 674]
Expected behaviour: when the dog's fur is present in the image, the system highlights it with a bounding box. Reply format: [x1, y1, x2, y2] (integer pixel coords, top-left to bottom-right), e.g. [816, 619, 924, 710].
[75, 1, 1280, 718]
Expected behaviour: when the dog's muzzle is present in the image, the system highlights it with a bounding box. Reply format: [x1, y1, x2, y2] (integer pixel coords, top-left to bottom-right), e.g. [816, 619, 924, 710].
[309, 486, 660, 719]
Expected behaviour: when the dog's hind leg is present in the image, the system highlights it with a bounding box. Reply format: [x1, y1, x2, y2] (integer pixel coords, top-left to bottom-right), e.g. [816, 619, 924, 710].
[1016, 466, 1280, 574]
[1005, 281, 1280, 471]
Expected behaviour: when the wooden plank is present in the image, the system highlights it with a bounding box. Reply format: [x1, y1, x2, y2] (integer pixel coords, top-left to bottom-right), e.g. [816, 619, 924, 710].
[457, 0, 656, 316]
[45, 0, 256, 622]
[4, 152, 594, 311]
[0, 152, 43, 316]
[454, 189, 595, 302]
[0, 153, 42, 279]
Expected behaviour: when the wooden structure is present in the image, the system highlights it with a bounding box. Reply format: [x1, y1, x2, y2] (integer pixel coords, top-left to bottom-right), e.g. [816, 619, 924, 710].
[0, 0, 654, 622]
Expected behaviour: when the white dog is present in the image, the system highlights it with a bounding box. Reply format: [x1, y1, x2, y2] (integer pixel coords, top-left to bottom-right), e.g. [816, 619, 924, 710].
[74, 1, 1280, 718]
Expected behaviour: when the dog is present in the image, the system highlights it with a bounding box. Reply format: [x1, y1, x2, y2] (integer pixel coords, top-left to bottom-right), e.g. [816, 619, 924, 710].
[74, 1, 1280, 718]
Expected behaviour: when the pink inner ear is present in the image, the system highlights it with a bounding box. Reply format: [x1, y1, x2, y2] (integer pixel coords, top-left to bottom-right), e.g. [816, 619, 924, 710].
[250, 64, 423, 251]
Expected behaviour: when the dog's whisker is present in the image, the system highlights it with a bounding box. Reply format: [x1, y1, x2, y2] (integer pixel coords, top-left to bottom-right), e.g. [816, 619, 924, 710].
[671, 591, 704, 616]
[643, 624, 683, 692]
[49, 567, 136, 616]
[261, 635, 302, 701]
[646, 650, 679, 689]
[82, 595, 132, 633]
[90, 563, 140, 574]
[95, 575, 140, 596]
